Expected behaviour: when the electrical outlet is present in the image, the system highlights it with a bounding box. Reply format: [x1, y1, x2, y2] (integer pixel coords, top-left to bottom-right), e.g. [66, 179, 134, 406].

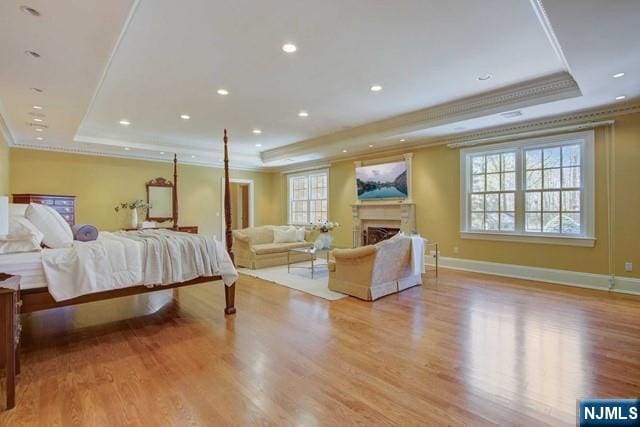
[453, 246, 459, 254]
[625, 261, 633, 272]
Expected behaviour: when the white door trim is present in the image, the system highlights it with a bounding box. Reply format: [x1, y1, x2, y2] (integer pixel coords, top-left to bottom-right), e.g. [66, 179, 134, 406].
[220, 178, 254, 238]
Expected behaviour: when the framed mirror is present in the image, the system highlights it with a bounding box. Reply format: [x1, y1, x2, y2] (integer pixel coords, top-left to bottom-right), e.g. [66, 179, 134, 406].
[146, 177, 175, 222]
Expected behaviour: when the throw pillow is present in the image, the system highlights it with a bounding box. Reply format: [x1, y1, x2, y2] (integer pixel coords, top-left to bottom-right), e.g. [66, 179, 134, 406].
[25, 203, 73, 248]
[273, 227, 298, 243]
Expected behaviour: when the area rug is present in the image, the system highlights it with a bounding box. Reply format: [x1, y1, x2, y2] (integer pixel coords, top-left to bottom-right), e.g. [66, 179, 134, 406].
[238, 260, 347, 301]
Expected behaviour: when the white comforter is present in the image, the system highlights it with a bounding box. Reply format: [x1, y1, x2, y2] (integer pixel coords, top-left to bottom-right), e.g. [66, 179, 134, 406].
[41, 230, 238, 301]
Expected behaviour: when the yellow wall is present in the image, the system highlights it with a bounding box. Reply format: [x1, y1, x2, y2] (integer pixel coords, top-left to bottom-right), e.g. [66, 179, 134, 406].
[9, 149, 281, 237]
[322, 113, 640, 278]
[0, 132, 9, 196]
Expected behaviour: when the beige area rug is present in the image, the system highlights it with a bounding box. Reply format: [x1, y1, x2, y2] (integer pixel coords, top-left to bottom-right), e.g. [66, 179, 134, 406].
[238, 260, 348, 301]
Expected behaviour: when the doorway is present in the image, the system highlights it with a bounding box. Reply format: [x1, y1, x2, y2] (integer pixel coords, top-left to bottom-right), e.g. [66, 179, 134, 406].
[220, 178, 254, 236]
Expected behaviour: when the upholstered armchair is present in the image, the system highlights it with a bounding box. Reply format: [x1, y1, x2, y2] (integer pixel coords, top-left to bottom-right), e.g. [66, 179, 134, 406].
[328, 235, 422, 300]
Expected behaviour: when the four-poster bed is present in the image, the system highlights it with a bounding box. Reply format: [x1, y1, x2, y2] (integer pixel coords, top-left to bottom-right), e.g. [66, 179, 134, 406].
[0, 130, 237, 409]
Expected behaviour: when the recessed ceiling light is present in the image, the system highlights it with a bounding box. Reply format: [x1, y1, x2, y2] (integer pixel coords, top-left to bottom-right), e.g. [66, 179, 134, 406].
[160, 151, 165, 155]
[400, 138, 406, 142]
[369, 144, 374, 148]
[124, 147, 130, 151]
[32, 105, 43, 110]
[613, 72, 625, 79]
[30, 87, 43, 93]
[36, 137, 43, 141]
[217, 89, 229, 96]
[342, 149, 348, 153]
[298, 111, 309, 117]
[282, 43, 297, 53]
[24, 50, 40, 58]
[370, 85, 383, 92]
[252, 129, 262, 134]
[35, 127, 43, 132]
[255, 143, 262, 147]
[180, 114, 190, 120]
[119, 119, 131, 126]
[477, 74, 492, 81]
[20, 6, 41, 16]
[615, 95, 626, 100]
[33, 118, 43, 122]
[191, 155, 196, 159]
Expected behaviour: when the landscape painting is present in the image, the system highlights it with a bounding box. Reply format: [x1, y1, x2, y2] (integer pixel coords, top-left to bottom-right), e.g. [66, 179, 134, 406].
[356, 161, 408, 200]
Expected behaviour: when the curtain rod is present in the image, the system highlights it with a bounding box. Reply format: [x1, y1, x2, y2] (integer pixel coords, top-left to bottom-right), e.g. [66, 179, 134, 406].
[446, 120, 615, 149]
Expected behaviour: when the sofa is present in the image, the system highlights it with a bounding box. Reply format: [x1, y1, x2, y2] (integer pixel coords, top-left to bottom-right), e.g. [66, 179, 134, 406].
[328, 235, 422, 300]
[233, 225, 319, 269]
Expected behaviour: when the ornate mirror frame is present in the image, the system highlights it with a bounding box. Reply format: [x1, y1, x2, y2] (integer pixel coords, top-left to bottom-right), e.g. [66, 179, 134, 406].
[146, 177, 176, 223]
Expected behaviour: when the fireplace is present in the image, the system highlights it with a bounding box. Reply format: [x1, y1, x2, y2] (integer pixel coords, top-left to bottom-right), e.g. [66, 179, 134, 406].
[364, 227, 400, 245]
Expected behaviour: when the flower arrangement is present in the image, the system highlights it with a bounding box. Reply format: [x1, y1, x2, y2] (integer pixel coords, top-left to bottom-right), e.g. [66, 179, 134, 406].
[311, 221, 340, 233]
[114, 200, 151, 213]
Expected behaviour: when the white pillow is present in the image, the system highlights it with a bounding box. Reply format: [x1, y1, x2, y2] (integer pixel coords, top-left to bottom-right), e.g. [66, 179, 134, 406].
[273, 227, 298, 244]
[295, 227, 306, 242]
[0, 216, 43, 254]
[25, 203, 73, 248]
[9, 203, 28, 218]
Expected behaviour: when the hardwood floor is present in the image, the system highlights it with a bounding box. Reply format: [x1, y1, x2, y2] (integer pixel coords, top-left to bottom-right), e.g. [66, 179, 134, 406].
[1, 269, 639, 426]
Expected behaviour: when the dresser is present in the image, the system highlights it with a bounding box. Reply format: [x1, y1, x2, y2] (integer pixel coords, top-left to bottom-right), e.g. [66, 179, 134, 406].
[0, 273, 20, 409]
[12, 194, 76, 226]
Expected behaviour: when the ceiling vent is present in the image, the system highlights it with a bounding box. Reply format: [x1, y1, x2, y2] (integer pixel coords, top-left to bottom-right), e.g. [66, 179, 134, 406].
[28, 112, 45, 117]
[24, 50, 41, 58]
[27, 122, 48, 128]
[19, 6, 41, 16]
[500, 110, 523, 119]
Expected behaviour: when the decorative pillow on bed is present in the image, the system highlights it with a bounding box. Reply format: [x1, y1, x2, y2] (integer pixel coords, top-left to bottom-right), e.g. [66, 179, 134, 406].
[25, 203, 73, 248]
[9, 203, 29, 217]
[0, 216, 44, 254]
[273, 226, 298, 243]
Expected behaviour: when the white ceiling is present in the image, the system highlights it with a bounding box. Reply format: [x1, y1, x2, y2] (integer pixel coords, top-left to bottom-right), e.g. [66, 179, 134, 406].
[1, 0, 639, 170]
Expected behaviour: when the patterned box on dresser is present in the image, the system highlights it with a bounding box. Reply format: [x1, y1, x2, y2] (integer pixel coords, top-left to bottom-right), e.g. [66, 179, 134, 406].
[12, 194, 76, 226]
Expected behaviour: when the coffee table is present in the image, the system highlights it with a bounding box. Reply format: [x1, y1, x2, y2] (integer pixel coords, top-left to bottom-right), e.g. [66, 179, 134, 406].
[287, 247, 331, 279]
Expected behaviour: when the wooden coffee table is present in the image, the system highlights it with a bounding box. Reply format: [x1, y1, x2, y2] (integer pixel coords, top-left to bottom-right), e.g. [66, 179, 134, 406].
[287, 247, 331, 279]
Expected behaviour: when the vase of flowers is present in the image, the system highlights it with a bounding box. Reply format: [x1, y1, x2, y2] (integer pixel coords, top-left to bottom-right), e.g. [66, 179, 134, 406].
[310, 221, 340, 250]
[114, 200, 151, 229]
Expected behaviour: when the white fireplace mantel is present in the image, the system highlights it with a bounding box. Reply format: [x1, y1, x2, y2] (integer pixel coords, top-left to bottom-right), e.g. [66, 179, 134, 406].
[351, 201, 416, 246]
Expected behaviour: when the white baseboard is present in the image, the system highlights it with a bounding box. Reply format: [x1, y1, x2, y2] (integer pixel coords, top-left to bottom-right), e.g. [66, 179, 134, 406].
[426, 256, 640, 296]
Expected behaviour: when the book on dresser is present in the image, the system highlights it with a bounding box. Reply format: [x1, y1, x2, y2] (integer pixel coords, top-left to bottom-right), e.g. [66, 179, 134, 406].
[12, 194, 76, 226]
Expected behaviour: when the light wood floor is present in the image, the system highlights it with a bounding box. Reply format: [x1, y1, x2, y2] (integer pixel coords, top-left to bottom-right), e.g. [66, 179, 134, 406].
[1, 269, 639, 426]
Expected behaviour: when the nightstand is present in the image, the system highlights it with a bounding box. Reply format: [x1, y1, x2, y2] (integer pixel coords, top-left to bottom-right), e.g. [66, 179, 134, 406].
[0, 273, 20, 410]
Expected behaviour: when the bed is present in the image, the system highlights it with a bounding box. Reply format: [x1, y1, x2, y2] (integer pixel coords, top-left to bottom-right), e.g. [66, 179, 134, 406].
[0, 130, 238, 409]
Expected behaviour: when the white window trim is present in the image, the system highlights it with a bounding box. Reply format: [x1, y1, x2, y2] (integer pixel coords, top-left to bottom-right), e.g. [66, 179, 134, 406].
[287, 168, 329, 226]
[459, 131, 595, 247]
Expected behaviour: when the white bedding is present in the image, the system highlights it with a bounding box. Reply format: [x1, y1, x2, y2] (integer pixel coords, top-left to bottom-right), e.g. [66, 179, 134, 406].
[0, 251, 47, 290]
[0, 230, 239, 301]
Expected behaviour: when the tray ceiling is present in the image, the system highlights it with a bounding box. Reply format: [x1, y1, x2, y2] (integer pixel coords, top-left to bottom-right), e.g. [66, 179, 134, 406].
[1, 0, 639, 169]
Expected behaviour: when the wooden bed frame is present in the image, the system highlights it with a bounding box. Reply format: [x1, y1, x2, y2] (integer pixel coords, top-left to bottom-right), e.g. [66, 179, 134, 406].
[20, 129, 237, 315]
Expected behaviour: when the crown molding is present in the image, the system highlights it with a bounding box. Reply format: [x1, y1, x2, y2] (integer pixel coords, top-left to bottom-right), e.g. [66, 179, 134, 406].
[74, 134, 261, 167]
[261, 72, 581, 163]
[0, 103, 16, 147]
[269, 101, 640, 172]
[10, 143, 264, 172]
[529, 0, 572, 73]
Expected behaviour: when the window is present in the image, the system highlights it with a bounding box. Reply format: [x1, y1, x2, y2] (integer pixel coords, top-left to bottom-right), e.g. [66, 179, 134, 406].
[288, 170, 328, 225]
[460, 131, 595, 246]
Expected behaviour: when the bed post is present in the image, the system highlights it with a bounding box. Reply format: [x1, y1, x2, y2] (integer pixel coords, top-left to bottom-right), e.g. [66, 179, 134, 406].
[223, 129, 236, 315]
[173, 153, 179, 229]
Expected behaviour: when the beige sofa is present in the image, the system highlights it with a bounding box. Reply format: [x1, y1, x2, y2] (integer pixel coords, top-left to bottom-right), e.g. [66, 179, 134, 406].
[328, 235, 422, 300]
[233, 226, 319, 269]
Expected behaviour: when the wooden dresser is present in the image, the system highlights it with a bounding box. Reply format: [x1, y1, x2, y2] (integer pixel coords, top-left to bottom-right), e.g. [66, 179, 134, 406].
[12, 194, 76, 226]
